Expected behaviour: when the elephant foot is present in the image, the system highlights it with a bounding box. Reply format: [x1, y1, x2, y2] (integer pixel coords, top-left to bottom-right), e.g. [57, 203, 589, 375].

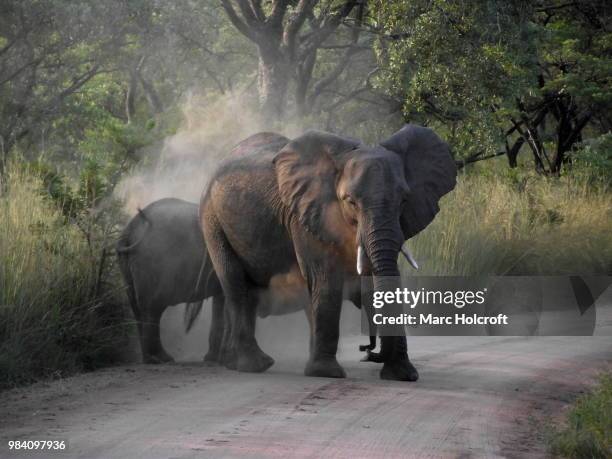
[221, 348, 237, 370]
[237, 348, 275, 373]
[360, 350, 384, 363]
[305, 357, 346, 378]
[380, 359, 419, 381]
[143, 350, 174, 364]
[203, 351, 220, 366]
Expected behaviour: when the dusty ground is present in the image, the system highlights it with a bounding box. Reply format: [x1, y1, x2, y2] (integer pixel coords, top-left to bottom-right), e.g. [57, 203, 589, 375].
[1, 300, 611, 459]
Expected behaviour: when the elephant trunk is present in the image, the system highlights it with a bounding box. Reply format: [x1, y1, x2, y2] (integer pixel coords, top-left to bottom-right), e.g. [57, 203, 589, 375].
[360, 216, 409, 363]
[361, 218, 404, 280]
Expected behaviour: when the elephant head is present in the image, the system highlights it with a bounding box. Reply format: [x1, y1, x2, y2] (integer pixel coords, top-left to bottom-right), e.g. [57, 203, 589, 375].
[273, 125, 456, 379]
[274, 124, 456, 274]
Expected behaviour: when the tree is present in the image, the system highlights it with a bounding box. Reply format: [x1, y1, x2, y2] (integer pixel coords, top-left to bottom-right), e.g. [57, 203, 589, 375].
[220, 0, 364, 122]
[370, 0, 612, 174]
[0, 0, 152, 169]
[512, 0, 611, 174]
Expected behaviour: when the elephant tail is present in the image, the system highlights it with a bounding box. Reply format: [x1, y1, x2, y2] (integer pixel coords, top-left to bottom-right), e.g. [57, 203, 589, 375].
[184, 301, 204, 333]
[183, 223, 225, 333]
[116, 241, 141, 326]
[116, 208, 152, 254]
[183, 250, 218, 333]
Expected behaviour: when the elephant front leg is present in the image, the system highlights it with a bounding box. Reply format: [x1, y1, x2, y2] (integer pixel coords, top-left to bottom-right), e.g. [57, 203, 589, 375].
[378, 336, 418, 381]
[304, 280, 346, 379]
[369, 277, 418, 381]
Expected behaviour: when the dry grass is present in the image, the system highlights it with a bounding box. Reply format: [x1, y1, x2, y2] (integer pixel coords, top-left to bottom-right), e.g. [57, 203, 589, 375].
[0, 164, 128, 388]
[404, 171, 612, 276]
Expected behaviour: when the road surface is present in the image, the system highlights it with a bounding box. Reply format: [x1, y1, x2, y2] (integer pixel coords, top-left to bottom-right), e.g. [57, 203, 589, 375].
[1, 301, 611, 458]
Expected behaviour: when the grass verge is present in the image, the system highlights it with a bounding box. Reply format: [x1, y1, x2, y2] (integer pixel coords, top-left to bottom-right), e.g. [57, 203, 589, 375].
[0, 163, 129, 388]
[549, 373, 612, 458]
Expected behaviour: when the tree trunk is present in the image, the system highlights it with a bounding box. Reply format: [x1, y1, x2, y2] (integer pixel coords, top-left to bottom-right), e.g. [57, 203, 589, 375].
[295, 51, 316, 118]
[125, 70, 137, 124]
[506, 137, 525, 168]
[257, 46, 290, 123]
[138, 73, 163, 115]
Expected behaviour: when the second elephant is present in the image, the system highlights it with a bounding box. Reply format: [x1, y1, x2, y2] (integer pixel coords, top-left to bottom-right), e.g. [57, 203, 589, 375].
[116, 198, 223, 363]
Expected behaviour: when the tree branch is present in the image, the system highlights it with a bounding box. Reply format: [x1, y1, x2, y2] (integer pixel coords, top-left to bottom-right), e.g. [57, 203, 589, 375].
[535, 2, 577, 13]
[267, 0, 291, 28]
[283, 0, 317, 55]
[300, 0, 357, 59]
[307, 0, 365, 109]
[456, 150, 506, 169]
[44, 64, 101, 115]
[248, 0, 265, 22]
[0, 56, 43, 87]
[220, 0, 258, 42]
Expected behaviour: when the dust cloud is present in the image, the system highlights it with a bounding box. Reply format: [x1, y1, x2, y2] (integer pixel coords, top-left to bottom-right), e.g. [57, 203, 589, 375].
[115, 90, 267, 215]
[116, 88, 360, 365]
[161, 299, 364, 365]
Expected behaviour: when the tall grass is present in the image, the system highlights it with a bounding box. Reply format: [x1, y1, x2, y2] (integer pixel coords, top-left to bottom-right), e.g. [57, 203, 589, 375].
[405, 171, 612, 276]
[549, 372, 612, 458]
[0, 163, 128, 388]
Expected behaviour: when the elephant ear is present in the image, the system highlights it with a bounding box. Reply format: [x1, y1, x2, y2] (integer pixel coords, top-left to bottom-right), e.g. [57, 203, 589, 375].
[380, 124, 457, 239]
[273, 130, 360, 242]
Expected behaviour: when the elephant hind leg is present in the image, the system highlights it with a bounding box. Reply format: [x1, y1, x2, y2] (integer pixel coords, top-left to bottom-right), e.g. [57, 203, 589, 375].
[234, 290, 274, 372]
[203, 295, 225, 365]
[304, 303, 315, 357]
[218, 305, 236, 369]
[141, 303, 173, 364]
[202, 213, 273, 373]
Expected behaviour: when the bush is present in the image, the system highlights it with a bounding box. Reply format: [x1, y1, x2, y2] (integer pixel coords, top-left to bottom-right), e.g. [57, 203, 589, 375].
[570, 133, 612, 186]
[0, 163, 129, 388]
[549, 373, 612, 458]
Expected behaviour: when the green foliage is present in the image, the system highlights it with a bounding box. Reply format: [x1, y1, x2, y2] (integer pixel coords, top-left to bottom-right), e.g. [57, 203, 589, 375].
[0, 163, 129, 388]
[570, 133, 612, 185]
[549, 373, 612, 458]
[539, 16, 612, 110]
[372, 0, 533, 158]
[371, 0, 611, 174]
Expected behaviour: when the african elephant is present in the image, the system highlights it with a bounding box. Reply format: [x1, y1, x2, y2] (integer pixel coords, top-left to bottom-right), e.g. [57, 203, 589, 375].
[200, 125, 456, 381]
[116, 196, 372, 365]
[116, 198, 223, 363]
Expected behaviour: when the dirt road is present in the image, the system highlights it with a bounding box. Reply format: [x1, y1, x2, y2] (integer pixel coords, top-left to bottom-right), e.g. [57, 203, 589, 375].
[1, 302, 611, 459]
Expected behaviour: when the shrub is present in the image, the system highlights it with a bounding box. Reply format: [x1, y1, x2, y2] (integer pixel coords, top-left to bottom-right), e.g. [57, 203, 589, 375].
[0, 163, 129, 388]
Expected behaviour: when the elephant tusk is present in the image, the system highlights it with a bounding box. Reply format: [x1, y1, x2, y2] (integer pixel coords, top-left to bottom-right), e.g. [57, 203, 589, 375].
[401, 246, 419, 270]
[357, 245, 366, 275]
